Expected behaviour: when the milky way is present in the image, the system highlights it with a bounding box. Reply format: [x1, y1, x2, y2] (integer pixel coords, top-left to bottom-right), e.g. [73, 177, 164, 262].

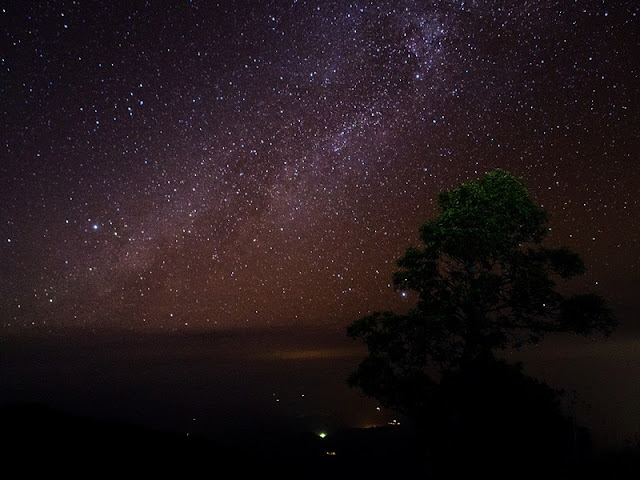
[1, 0, 638, 331]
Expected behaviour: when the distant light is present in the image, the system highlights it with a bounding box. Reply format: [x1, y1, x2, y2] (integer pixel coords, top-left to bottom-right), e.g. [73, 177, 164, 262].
[92, 224, 99, 230]
[318, 432, 327, 438]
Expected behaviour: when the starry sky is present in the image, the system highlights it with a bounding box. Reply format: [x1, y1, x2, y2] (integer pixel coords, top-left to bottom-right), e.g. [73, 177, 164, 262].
[1, 0, 638, 334]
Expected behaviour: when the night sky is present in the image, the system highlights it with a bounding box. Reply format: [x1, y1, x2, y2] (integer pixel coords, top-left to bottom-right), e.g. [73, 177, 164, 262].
[1, 0, 639, 448]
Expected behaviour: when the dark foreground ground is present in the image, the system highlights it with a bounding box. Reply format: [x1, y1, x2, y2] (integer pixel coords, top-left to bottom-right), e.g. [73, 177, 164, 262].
[2, 404, 639, 479]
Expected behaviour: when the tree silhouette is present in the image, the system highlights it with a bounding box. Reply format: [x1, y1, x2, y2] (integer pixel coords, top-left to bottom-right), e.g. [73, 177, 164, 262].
[347, 170, 616, 475]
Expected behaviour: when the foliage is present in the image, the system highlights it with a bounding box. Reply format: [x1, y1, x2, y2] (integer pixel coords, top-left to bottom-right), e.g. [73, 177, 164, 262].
[347, 170, 616, 428]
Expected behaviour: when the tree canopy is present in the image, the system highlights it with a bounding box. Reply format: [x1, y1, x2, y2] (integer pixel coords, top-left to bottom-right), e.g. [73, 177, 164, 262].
[347, 170, 616, 428]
